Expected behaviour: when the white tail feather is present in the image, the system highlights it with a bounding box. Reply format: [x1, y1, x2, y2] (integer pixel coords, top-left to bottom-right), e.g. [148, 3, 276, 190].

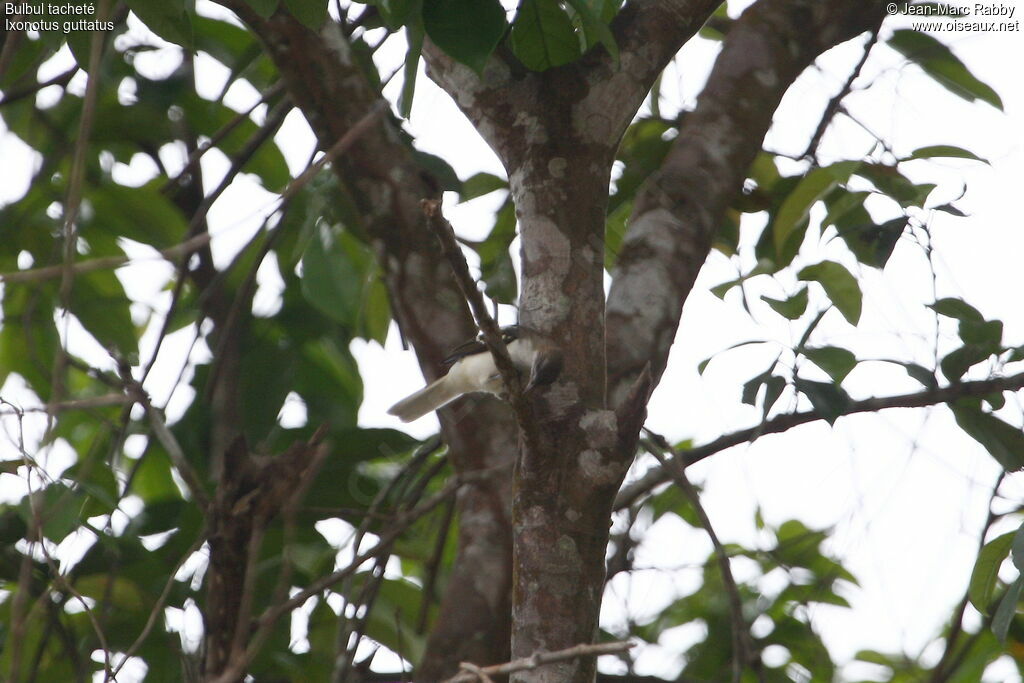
[387, 377, 460, 422]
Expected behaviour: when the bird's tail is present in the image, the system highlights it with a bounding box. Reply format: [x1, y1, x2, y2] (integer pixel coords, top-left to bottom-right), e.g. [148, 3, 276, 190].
[387, 377, 460, 423]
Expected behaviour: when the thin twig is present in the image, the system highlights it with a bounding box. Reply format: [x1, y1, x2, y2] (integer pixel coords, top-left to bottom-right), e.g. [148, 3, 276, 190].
[0, 66, 79, 107]
[161, 82, 286, 194]
[109, 530, 208, 679]
[802, 29, 880, 161]
[421, 199, 543, 454]
[49, 0, 112, 429]
[644, 430, 761, 683]
[615, 371, 1024, 511]
[209, 454, 473, 683]
[123, 380, 211, 510]
[0, 232, 214, 284]
[442, 641, 635, 682]
[0, 394, 131, 415]
[928, 473, 1006, 682]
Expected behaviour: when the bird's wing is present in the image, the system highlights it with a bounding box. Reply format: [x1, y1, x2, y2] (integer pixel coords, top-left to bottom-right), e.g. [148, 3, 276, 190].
[442, 338, 488, 366]
[441, 325, 520, 366]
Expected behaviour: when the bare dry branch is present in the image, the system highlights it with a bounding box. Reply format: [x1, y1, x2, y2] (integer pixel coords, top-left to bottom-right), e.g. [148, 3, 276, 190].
[616, 371, 1024, 511]
[442, 641, 635, 682]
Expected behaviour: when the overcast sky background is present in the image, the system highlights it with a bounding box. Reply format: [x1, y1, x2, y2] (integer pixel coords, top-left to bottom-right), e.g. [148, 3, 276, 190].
[1, 1, 1023, 680]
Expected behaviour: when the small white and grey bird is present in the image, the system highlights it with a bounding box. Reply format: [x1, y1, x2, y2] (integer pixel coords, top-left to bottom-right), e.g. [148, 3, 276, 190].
[387, 325, 563, 423]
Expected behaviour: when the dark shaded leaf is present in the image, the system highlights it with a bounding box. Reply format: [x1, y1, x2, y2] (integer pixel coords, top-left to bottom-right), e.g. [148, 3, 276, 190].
[930, 297, 984, 322]
[802, 346, 857, 384]
[940, 344, 992, 382]
[564, 0, 618, 61]
[422, 0, 506, 73]
[246, 0, 280, 18]
[283, 0, 329, 29]
[950, 402, 1024, 472]
[511, 0, 582, 71]
[399, 22, 425, 118]
[460, 172, 507, 202]
[762, 287, 808, 320]
[794, 378, 850, 425]
[888, 29, 1003, 109]
[835, 217, 907, 269]
[902, 144, 989, 164]
[992, 575, 1023, 643]
[1012, 520, 1024, 574]
[969, 530, 1014, 613]
[125, 0, 194, 48]
[798, 260, 862, 325]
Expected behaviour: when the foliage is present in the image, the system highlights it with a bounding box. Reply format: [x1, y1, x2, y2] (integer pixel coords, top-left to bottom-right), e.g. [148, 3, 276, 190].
[0, 0, 1022, 681]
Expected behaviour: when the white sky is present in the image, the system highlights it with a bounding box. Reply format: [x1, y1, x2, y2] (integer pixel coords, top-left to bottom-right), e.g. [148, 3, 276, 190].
[1, 1, 1023, 680]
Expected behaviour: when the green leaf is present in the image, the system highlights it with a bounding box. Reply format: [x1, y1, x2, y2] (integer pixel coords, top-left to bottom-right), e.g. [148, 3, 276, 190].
[742, 371, 786, 420]
[950, 402, 1024, 472]
[821, 190, 870, 231]
[246, 0, 280, 18]
[798, 260, 862, 326]
[802, 346, 856, 384]
[855, 163, 936, 209]
[1011, 521, 1024, 574]
[968, 530, 1014, 613]
[929, 297, 983, 322]
[87, 181, 188, 250]
[301, 226, 373, 328]
[422, 0, 507, 73]
[896, 360, 938, 390]
[399, 22, 425, 118]
[19, 484, 86, 543]
[992, 575, 1023, 643]
[70, 268, 139, 357]
[762, 287, 808, 320]
[460, 172, 508, 202]
[476, 200, 518, 303]
[564, 0, 618, 62]
[794, 378, 850, 425]
[0, 287, 61, 401]
[902, 145, 989, 164]
[940, 344, 992, 382]
[283, 0, 329, 29]
[125, 0, 194, 48]
[510, 0, 582, 71]
[412, 150, 461, 193]
[887, 29, 1003, 110]
[835, 217, 907, 269]
[959, 319, 1002, 347]
[773, 163, 857, 254]
[711, 259, 774, 300]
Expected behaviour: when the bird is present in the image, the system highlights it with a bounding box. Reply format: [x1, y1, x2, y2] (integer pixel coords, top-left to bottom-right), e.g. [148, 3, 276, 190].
[387, 324, 563, 423]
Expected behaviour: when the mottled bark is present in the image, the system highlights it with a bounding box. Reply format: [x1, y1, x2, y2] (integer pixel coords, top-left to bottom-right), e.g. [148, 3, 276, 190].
[210, 1, 518, 675]
[424, 1, 887, 681]
[211, 0, 889, 679]
[421, 4, 722, 680]
[606, 0, 888, 405]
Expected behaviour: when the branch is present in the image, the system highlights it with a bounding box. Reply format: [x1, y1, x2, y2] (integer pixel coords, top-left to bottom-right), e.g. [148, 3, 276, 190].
[49, 0, 112, 426]
[443, 641, 635, 683]
[0, 65, 78, 107]
[643, 431, 761, 683]
[605, 0, 887, 407]
[206, 468, 498, 683]
[928, 473, 1005, 682]
[122, 378, 211, 511]
[615, 371, 1024, 511]
[421, 199, 540, 446]
[802, 28, 880, 160]
[0, 232, 213, 284]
